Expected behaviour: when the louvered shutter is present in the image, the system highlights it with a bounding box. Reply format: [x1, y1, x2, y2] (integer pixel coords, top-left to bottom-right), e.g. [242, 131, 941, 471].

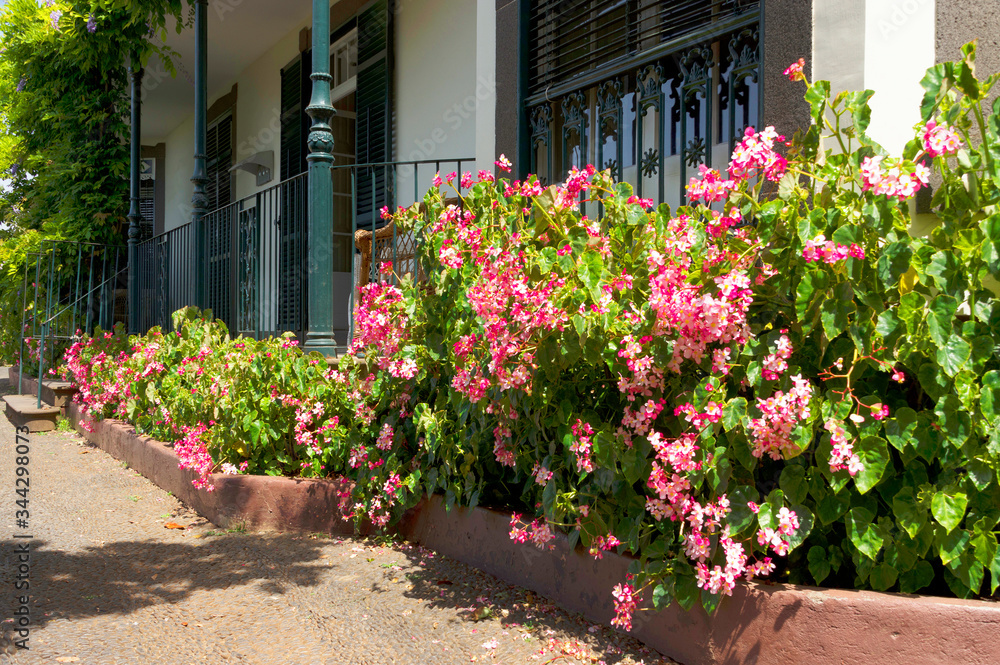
[206, 114, 233, 210]
[280, 57, 311, 180]
[277, 55, 312, 334]
[355, 0, 392, 230]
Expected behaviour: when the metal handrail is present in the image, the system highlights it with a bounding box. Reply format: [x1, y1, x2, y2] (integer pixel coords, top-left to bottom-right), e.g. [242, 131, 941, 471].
[34, 266, 128, 408]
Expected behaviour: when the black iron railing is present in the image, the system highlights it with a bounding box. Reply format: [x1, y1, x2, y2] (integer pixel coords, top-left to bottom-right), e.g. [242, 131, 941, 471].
[128, 158, 473, 351]
[18, 240, 127, 401]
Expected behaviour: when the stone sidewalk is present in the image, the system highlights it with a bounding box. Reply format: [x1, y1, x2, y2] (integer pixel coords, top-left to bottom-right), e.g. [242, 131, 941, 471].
[0, 393, 673, 663]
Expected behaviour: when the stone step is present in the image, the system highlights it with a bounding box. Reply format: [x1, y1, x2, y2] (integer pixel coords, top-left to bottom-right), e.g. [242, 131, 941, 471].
[4, 395, 61, 432]
[9, 366, 77, 410]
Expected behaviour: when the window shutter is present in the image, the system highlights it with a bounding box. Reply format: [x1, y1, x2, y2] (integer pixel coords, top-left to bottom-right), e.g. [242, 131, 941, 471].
[205, 114, 233, 210]
[355, 0, 392, 229]
[280, 56, 312, 181]
[277, 54, 312, 334]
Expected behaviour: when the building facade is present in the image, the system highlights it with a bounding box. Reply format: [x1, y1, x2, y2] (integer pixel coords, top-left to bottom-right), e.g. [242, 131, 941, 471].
[129, 0, 995, 351]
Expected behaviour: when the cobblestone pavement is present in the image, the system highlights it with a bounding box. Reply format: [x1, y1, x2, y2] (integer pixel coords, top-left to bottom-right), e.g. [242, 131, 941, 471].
[0, 402, 673, 663]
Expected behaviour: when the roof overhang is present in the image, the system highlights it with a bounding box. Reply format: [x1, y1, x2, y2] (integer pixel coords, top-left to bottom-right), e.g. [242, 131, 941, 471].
[140, 0, 313, 144]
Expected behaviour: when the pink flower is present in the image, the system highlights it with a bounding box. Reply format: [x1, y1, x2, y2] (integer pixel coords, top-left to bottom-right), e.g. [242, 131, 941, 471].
[557, 244, 572, 256]
[891, 369, 905, 383]
[495, 154, 513, 172]
[826, 419, 863, 476]
[729, 126, 787, 182]
[432, 172, 443, 187]
[611, 580, 637, 631]
[802, 235, 864, 264]
[860, 156, 928, 200]
[923, 121, 962, 157]
[460, 171, 474, 189]
[871, 403, 889, 420]
[686, 165, 736, 203]
[783, 58, 805, 81]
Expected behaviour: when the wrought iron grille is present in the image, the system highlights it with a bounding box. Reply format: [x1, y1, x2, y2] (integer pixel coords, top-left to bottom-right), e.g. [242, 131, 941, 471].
[528, 15, 760, 207]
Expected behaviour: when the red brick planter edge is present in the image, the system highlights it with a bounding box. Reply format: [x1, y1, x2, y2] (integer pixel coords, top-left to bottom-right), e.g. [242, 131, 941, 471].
[64, 402, 1000, 665]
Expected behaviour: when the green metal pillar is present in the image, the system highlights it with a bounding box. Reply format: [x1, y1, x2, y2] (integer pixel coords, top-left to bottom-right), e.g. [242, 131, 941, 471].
[127, 63, 144, 335]
[190, 0, 209, 310]
[303, 0, 337, 354]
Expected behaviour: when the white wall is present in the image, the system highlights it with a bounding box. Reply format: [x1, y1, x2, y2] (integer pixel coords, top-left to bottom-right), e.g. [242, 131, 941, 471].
[812, 0, 935, 157]
[231, 23, 307, 202]
[863, 0, 935, 156]
[163, 115, 194, 231]
[394, 0, 479, 204]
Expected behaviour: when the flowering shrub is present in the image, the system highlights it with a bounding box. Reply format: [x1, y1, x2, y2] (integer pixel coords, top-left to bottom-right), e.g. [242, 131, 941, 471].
[349, 43, 1000, 620]
[66, 45, 1000, 626]
[62, 309, 372, 489]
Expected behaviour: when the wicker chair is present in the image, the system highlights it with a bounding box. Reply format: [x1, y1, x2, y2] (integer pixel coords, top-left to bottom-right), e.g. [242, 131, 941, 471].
[353, 197, 460, 289]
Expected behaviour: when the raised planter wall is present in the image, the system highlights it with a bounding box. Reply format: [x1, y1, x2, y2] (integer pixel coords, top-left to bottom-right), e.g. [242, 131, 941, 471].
[65, 401, 1000, 665]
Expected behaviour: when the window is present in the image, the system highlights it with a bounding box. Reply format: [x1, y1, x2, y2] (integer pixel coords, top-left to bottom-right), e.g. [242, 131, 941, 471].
[526, 0, 760, 207]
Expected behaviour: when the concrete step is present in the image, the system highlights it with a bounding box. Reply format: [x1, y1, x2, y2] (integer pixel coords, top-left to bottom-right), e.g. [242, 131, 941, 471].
[9, 366, 77, 410]
[4, 395, 60, 432]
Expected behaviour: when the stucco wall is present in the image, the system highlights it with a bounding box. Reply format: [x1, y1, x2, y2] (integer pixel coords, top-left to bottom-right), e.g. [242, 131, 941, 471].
[231, 25, 306, 203]
[864, 0, 935, 156]
[393, 0, 479, 204]
[163, 114, 194, 231]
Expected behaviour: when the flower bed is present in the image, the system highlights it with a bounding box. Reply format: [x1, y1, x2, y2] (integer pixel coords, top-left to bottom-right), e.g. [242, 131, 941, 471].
[63, 47, 999, 632]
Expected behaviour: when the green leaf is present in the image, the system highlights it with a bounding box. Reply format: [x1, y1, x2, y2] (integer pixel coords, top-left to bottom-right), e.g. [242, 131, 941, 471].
[927, 295, 958, 347]
[807, 545, 831, 585]
[577, 251, 604, 296]
[652, 580, 674, 610]
[936, 334, 971, 377]
[899, 560, 935, 594]
[779, 466, 808, 505]
[846, 507, 883, 560]
[885, 407, 919, 452]
[821, 281, 856, 340]
[877, 242, 913, 289]
[777, 171, 796, 200]
[722, 397, 747, 431]
[869, 563, 898, 591]
[727, 486, 757, 535]
[980, 214, 1000, 273]
[931, 489, 968, 532]
[795, 268, 829, 329]
[991, 546, 1000, 594]
[817, 491, 850, 525]
[971, 520, 998, 568]
[892, 486, 927, 539]
[917, 362, 951, 401]
[805, 80, 831, 122]
[853, 437, 889, 494]
[980, 370, 1000, 422]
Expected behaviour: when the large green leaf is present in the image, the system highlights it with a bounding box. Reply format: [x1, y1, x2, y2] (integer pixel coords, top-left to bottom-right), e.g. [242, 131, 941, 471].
[722, 397, 747, 431]
[807, 545, 831, 585]
[821, 281, 857, 339]
[981, 370, 1000, 422]
[885, 407, 919, 451]
[980, 214, 1000, 272]
[931, 488, 968, 532]
[927, 295, 958, 347]
[847, 507, 883, 560]
[877, 242, 913, 289]
[892, 486, 927, 539]
[853, 436, 889, 494]
[936, 334, 971, 377]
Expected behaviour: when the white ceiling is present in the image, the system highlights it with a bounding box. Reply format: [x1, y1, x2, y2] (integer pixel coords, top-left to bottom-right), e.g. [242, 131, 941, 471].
[141, 0, 313, 143]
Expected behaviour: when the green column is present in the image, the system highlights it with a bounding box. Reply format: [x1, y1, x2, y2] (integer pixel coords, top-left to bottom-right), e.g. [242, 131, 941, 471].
[127, 64, 143, 335]
[190, 0, 209, 310]
[304, 0, 337, 354]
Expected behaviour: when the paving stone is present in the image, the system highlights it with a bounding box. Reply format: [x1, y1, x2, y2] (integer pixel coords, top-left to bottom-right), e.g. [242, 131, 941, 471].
[0, 388, 674, 665]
